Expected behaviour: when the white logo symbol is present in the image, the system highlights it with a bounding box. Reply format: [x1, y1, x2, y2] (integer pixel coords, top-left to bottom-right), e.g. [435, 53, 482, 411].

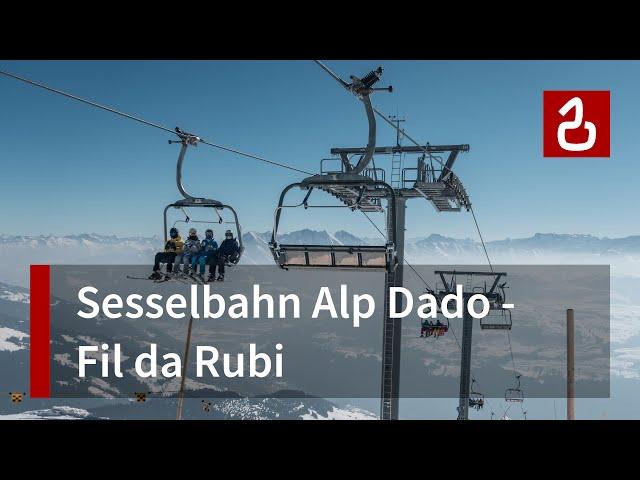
[557, 97, 596, 152]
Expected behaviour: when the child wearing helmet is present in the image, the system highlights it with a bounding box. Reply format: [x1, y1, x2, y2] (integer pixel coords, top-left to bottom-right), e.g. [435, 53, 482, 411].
[192, 229, 218, 276]
[175, 227, 200, 274]
[148, 227, 184, 280]
[208, 229, 240, 282]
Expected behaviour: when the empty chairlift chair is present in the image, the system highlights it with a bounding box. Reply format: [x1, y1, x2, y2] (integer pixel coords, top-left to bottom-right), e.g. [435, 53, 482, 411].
[505, 375, 524, 403]
[269, 66, 397, 271]
[450, 276, 512, 330]
[480, 308, 513, 330]
[270, 175, 397, 270]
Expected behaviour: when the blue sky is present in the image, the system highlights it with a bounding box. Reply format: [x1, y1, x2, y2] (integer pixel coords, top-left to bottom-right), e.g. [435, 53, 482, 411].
[1, 60, 638, 240]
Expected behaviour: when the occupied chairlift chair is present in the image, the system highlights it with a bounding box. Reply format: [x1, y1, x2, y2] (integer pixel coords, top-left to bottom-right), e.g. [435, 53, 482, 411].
[163, 128, 244, 269]
[469, 379, 485, 410]
[269, 67, 397, 271]
[420, 317, 449, 338]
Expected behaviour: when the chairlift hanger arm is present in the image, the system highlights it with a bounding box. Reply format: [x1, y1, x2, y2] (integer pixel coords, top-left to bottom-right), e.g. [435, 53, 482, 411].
[352, 93, 376, 175]
[314, 61, 393, 175]
[167, 127, 205, 201]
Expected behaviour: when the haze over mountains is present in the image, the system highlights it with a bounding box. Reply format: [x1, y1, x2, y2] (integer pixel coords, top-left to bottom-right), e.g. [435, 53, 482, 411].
[1, 230, 639, 285]
[2, 230, 640, 286]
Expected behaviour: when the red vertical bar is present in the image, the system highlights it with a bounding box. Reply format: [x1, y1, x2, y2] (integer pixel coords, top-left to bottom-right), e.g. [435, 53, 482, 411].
[30, 264, 50, 398]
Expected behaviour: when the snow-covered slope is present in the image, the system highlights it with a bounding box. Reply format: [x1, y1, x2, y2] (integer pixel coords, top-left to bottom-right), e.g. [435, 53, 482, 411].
[0, 406, 100, 420]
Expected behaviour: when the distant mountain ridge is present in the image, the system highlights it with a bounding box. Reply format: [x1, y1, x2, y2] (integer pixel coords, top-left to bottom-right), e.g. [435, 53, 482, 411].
[2, 230, 640, 286]
[5, 231, 640, 248]
[4, 231, 640, 257]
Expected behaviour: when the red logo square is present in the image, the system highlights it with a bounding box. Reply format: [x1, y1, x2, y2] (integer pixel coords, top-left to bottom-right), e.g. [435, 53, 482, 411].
[543, 91, 610, 157]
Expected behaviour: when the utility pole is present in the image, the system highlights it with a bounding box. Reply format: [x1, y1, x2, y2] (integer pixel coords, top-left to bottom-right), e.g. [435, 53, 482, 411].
[567, 308, 575, 420]
[380, 197, 406, 420]
[389, 115, 406, 147]
[176, 315, 194, 420]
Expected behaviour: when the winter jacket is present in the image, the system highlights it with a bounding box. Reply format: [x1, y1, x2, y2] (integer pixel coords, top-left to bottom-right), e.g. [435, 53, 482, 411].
[184, 235, 201, 256]
[217, 238, 240, 257]
[164, 235, 184, 253]
[200, 238, 218, 254]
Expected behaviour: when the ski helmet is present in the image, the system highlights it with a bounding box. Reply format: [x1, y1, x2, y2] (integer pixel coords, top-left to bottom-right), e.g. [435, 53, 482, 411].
[225, 229, 233, 238]
[189, 228, 197, 236]
[169, 227, 179, 238]
[205, 229, 214, 238]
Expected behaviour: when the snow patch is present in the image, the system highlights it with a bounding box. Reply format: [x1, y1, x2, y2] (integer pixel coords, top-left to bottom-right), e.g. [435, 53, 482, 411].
[300, 406, 377, 420]
[0, 290, 29, 303]
[0, 406, 97, 420]
[0, 327, 28, 352]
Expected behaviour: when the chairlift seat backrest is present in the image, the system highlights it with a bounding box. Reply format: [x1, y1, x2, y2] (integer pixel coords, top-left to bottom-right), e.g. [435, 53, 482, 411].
[505, 389, 524, 402]
[480, 309, 512, 330]
[164, 201, 244, 264]
[275, 243, 394, 270]
[270, 175, 397, 271]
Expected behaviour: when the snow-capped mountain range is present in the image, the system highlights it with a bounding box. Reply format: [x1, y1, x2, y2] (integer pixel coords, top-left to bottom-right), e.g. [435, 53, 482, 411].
[2, 231, 640, 286]
[4, 230, 640, 258]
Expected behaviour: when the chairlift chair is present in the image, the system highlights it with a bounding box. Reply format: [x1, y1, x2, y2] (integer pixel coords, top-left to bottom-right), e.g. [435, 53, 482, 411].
[270, 175, 396, 270]
[505, 375, 524, 403]
[480, 308, 513, 330]
[469, 379, 485, 410]
[420, 317, 449, 338]
[269, 67, 397, 271]
[160, 128, 244, 271]
[164, 200, 243, 266]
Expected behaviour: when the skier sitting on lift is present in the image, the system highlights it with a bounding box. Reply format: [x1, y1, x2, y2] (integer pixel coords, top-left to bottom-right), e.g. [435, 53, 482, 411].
[176, 228, 200, 274]
[420, 319, 432, 338]
[193, 229, 218, 276]
[420, 319, 447, 338]
[433, 319, 447, 338]
[208, 229, 240, 282]
[149, 227, 184, 280]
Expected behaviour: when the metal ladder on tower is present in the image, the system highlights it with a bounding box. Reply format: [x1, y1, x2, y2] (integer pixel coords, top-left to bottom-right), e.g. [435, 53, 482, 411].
[389, 115, 405, 190]
[390, 152, 402, 189]
[380, 266, 397, 420]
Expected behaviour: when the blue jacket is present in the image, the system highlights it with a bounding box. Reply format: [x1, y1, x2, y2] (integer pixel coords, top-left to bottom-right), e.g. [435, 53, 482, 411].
[218, 238, 240, 257]
[201, 238, 218, 255]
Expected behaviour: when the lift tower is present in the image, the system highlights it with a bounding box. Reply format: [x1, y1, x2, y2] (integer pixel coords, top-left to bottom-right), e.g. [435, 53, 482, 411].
[329, 145, 471, 419]
[431, 270, 511, 420]
[270, 64, 472, 420]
